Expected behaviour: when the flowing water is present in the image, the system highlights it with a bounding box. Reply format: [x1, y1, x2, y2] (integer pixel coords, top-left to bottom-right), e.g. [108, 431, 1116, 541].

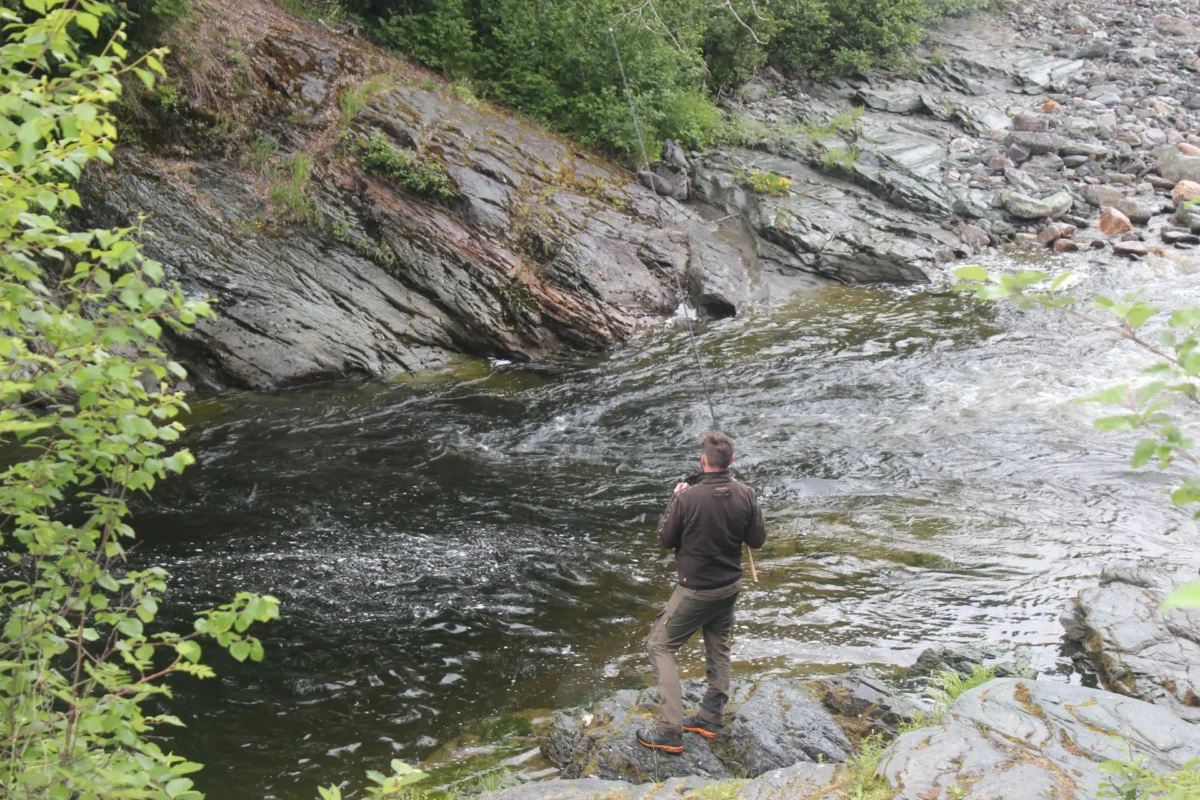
[134, 253, 1200, 799]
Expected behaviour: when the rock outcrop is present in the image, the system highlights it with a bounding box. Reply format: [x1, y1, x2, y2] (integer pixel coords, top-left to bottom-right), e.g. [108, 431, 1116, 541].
[1061, 566, 1200, 724]
[485, 680, 1200, 800]
[880, 679, 1200, 800]
[690, 0, 1200, 281]
[542, 679, 851, 783]
[83, 0, 747, 391]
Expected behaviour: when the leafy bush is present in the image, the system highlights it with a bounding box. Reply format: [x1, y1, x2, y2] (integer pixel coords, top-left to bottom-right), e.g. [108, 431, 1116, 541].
[329, 0, 987, 163]
[353, 129, 456, 200]
[0, 3, 281, 797]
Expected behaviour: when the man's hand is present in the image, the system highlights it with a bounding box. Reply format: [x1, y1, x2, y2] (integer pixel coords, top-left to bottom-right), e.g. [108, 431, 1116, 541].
[674, 482, 688, 495]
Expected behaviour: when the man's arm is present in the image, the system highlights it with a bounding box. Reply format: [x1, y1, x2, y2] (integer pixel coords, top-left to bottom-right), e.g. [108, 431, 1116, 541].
[657, 487, 687, 549]
[745, 490, 766, 549]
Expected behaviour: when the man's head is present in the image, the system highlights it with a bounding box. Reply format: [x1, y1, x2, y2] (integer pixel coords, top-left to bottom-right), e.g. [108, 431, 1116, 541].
[700, 431, 734, 472]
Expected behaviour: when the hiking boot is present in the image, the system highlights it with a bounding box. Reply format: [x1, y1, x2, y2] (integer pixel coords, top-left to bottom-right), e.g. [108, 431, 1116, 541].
[635, 727, 684, 754]
[682, 715, 721, 740]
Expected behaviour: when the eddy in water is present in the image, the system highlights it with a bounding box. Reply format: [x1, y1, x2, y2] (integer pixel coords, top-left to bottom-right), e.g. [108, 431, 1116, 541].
[636, 432, 767, 753]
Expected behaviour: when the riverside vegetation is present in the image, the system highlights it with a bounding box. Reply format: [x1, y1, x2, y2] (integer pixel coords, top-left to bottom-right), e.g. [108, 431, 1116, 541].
[91, 0, 992, 163]
[0, 2, 418, 797]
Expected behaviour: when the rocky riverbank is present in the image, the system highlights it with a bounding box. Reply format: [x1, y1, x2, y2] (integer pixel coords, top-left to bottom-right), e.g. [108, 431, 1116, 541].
[676, 0, 1200, 281]
[82, 0, 1200, 390]
[470, 600, 1200, 800]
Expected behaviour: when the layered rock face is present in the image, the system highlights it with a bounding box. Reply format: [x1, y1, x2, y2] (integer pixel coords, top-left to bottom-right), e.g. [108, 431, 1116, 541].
[82, 0, 747, 391]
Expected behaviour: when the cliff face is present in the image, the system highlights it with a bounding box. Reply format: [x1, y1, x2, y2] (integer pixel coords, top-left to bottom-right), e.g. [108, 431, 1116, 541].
[82, 0, 746, 391]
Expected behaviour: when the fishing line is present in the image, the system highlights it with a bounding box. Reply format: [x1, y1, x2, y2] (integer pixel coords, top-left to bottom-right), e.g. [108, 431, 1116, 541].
[609, 27, 720, 434]
[610, 28, 758, 583]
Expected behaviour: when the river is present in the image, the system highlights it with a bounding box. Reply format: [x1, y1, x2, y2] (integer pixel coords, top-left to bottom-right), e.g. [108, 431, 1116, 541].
[134, 253, 1199, 799]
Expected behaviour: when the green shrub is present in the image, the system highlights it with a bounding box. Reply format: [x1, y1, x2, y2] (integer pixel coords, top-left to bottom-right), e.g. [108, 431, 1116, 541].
[269, 152, 320, 224]
[241, 133, 280, 174]
[354, 129, 457, 200]
[338, 73, 395, 128]
[735, 169, 791, 196]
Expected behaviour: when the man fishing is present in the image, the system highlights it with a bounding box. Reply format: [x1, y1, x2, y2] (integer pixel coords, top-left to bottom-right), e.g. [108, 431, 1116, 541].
[636, 431, 767, 754]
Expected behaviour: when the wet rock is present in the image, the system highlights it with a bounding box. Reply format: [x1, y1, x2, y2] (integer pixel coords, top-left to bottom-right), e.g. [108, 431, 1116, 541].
[1178, 143, 1200, 157]
[543, 688, 730, 782]
[1115, 197, 1159, 224]
[481, 764, 840, 800]
[1164, 228, 1200, 246]
[880, 679, 1200, 800]
[957, 224, 991, 251]
[1053, 238, 1080, 252]
[1004, 167, 1040, 194]
[639, 164, 689, 201]
[1061, 566, 1200, 724]
[1153, 15, 1198, 39]
[692, 153, 935, 284]
[726, 677, 853, 775]
[1084, 184, 1125, 207]
[908, 645, 1031, 680]
[1099, 206, 1135, 235]
[1179, 203, 1200, 232]
[1036, 222, 1075, 245]
[1158, 145, 1200, 183]
[541, 678, 851, 784]
[1175, 180, 1200, 206]
[1005, 130, 1068, 155]
[1001, 190, 1073, 219]
[1112, 241, 1150, 258]
[1012, 111, 1049, 132]
[812, 669, 924, 736]
[80, 21, 746, 391]
[1060, 141, 1110, 159]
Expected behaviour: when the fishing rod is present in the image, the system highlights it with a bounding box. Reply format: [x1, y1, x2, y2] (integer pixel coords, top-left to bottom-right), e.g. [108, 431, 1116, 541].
[609, 27, 758, 584]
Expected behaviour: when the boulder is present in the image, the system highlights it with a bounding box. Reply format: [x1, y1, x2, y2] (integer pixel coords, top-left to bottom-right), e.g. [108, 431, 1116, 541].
[1001, 190, 1073, 219]
[1115, 197, 1159, 225]
[1012, 111, 1049, 132]
[1158, 145, 1200, 183]
[812, 669, 925, 736]
[640, 165, 689, 201]
[1037, 222, 1076, 245]
[541, 678, 851, 784]
[1061, 567, 1200, 724]
[1099, 207, 1134, 235]
[1174, 180, 1200, 207]
[725, 678, 853, 775]
[1005, 131, 1068, 155]
[880, 679, 1200, 800]
[1083, 184, 1125, 208]
[908, 645, 1032, 680]
[543, 688, 731, 783]
[1112, 241, 1150, 259]
[480, 763, 839, 800]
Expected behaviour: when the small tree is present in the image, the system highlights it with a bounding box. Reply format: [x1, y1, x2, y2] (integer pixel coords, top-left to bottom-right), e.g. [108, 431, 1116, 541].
[1, 4, 431, 796]
[0, 2, 280, 797]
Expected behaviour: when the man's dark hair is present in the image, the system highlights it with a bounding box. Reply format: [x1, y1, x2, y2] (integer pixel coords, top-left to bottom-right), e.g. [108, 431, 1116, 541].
[701, 431, 734, 470]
